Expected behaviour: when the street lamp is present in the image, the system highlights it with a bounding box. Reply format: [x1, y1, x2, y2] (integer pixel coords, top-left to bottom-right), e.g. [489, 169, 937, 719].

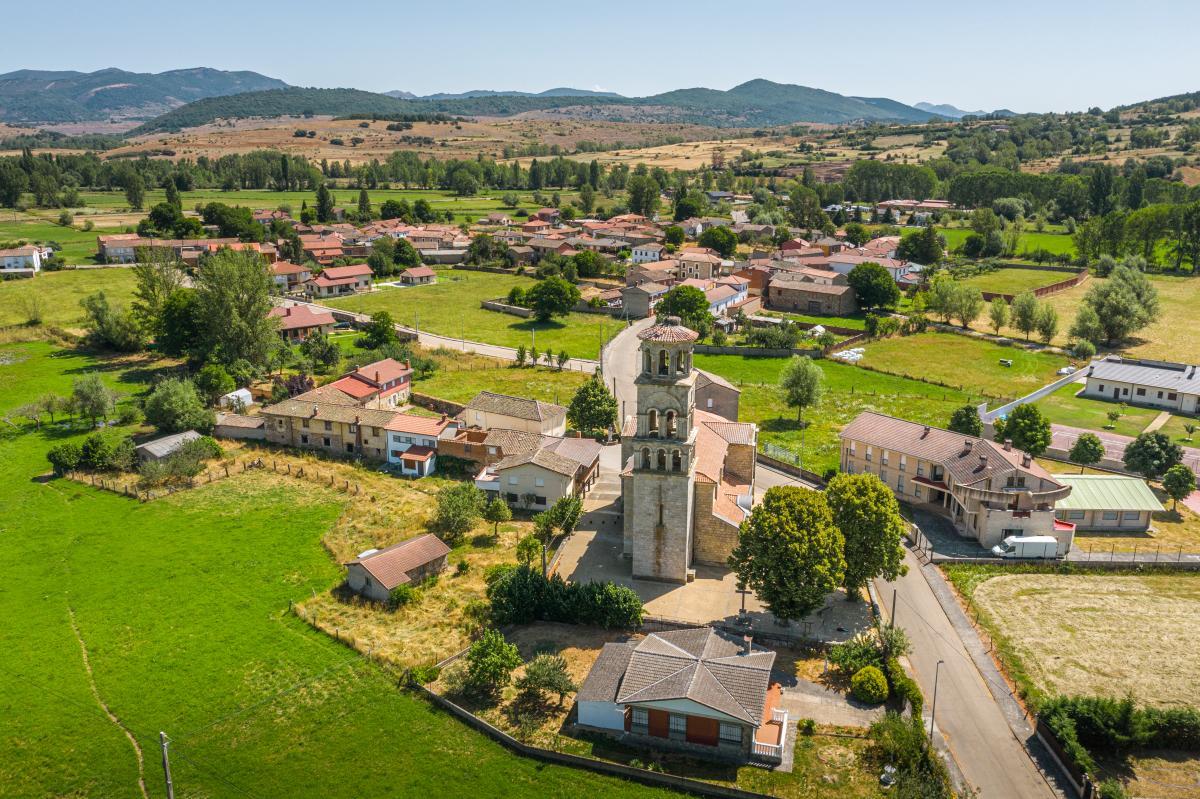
[929, 659, 945, 743]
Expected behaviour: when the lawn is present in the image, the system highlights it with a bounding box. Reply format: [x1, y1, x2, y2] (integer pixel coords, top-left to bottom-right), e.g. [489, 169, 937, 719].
[326, 270, 620, 359]
[937, 226, 1077, 259]
[857, 331, 1068, 402]
[0, 267, 138, 328]
[1034, 382, 1160, 437]
[756, 309, 868, 331]
[695, 353, 974, 476]
[415, 352, 589, 406]
[0, 339, 675, 799]
[953, 266, 1073, 296]
[1157, 413, 1200, 445]
[0, 215, 126, 264]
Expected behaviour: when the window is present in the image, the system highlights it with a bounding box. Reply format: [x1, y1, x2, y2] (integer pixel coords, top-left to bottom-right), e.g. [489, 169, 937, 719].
[1136, 388, 1146, 397]
[669, 714, 686, 735]
[277, 419, 284, 429]
[349, 424, 358, 434]
[346, 443, 354, 453]
[897, 475, 905, 494]
[505, 492, 518, 504]
[917, 462, 926, 477]
[487, 446, 497, 455]
[1169, 393, 1178, 401]
[914, 485, 923, 498]
[1098, 384, 1105, 392]
[849, 442, 856, 455]
[534, 477, 545, 488]
[899, 455, 907, 472]
[300, 434, 309, 444]
[301, 419, 310, 429]
[372, 427, 380, 437]
[880, 470, 888, 484]
[1123, 511, 1141, 520]
[865, 446, 873, 462]
[534, 495, 547, 506]
[322, 437, 331, 447]
[1157, 391, 1164, 399]
[1068, 510, 1085, 520]
[1102, 511, 1119, 521]
[323, 421, 333, 431]
[707, 398, 713, 409]
[881, 450, 889, 466]
[508, 476, 519, 485]
[719, 723, 742, 744]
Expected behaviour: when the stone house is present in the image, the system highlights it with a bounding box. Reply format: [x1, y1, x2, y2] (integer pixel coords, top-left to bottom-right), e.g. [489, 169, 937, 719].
[345, 534, 451, 602]
[460, 391, 567, 436]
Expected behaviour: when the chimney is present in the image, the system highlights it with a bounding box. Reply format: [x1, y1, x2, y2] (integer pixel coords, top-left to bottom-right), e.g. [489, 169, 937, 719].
[1004, 439, 1013, 451]
[374, 370, 380, 383]
[921, 426, 930, 439]
[1022, 453, 1032, 468]
[741, 635, 752, 655]
[405, 359, 411, 370]
[979, 453, 987, 467]
[574, 431, 582, 438]
[311, 404, 318, 417]
[963, 439, 974, 453]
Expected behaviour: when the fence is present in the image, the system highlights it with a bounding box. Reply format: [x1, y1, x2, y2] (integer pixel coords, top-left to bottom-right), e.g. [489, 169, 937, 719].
[755, 450, 827, 487]
[693, 344, 821, 358]
[480, 299, 534, 318]
[978, 270, 1089, 303]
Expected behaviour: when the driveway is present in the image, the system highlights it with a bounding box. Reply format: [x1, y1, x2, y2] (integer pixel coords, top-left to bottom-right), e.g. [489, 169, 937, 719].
[777, 680, 885, 728]
[875, 551, 1064, 798]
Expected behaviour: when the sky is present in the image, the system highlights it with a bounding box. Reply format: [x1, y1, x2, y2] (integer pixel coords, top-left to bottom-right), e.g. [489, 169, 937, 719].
[4, 0, 1197, 113]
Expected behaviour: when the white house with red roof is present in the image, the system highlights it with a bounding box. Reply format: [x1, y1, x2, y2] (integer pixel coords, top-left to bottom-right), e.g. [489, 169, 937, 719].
[385, 413, 459, 476]
[327, 358, 414, 408]
[305, 263, 373, 298]
[399, 265, 437, 285]
[270, 261, 313, 292]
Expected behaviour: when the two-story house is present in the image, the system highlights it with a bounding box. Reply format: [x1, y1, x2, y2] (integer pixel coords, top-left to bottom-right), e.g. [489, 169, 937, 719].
[838, 412, 1075, 554]
[385, 413, 458, 477]
[326, 358, 414, 408]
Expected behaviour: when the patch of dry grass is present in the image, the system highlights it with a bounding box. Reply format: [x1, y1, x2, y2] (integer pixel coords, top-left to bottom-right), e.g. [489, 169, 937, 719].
[971, 573, 1200, 708]
[1098, 752, 1200, 799]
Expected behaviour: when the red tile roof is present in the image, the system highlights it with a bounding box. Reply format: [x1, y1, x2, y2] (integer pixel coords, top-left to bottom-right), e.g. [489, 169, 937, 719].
[320, 263, 373, 280]
[385, 413, 452, 437]
[268, 304, 335, 330]
[347, 534, 450, 589]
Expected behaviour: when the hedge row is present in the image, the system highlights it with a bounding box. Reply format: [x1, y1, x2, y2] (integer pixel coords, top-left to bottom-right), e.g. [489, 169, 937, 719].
[1041, 695, 1200, 776]
[486, 565, 643, 629]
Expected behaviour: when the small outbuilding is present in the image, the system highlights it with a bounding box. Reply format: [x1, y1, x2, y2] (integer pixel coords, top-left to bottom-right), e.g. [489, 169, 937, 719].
[1053, 474, 1165, 532]
[344, 534, 451, 602]
[218, 388, 254, 410]
[134, 430, 203, 462]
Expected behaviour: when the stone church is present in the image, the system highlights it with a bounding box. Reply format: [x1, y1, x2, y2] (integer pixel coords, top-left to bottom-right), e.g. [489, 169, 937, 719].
[620, 317, 758, 583]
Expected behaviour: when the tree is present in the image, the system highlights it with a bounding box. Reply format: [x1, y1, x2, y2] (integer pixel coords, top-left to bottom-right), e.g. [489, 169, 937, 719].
[193, 364, 234, 406]
[988, 298, 1009, 335]
[393, 238, 421, 268]
[1162, 464, 1196, 510]
[143, 378, 215, 434]
[895, 224, 943, 264]
[567, 376, 618, 437]
[357, 188, 371, 218]
[925, 275, 958, 324]
[625, 174, 660, 217]
[1081, 264, 1160, 345]
[846, 262, 900, 310]
[729, 486, 846, 622]
[482, 497, 511, 536]
[515, 653, 577, 704]
[948, 405, 982, 437]
[656, 285, 713, 335]
[315, 183, 334, 223]
[1123, 432, 1183, 479]
[80, 291, 145, 352]
[360, 311, 400, 350]
[1069, 305, 1105, 347]
[72, 373, 118, 427]
[949, 284, 984, 328]
[1010, 291, 1039, 340]
[0, 160, 29, 207]
[698, 226, 737, 258]
[515, 535, 540, 566]
[664, 226, 685, 246]
[532, 511, 556, 578]
[843, 222, 870, 247]
[1034, 303, 1059, 344]
[463, 628, 521, 695]
[1068, 433, 1105, 472]
[47, 442, 83, 477]
[525, 276, 580, 322]
[193, 250, 277, 370]
[300, 330, 341, 373]
[779, 356, 824, 423]
[123, 172, 145, 210]
[572, 250, 606, 279]
[157, 289, 202, 359]
[826, 473, 905, 599]
[993, 403, 1051, 456]
[131, 249, 186, 338]
[433, 482, 485, 542]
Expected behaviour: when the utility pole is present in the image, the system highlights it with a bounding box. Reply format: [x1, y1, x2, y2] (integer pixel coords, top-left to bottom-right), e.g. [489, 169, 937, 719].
[929, 660, 945, 743]
[159, 732, 175, 799]
[891, 588, 898, 627]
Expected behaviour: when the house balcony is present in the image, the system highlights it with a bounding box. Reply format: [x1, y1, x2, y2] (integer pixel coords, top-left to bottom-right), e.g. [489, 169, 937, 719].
[750, 684, 787, 764]
[474, 466, 500, 493]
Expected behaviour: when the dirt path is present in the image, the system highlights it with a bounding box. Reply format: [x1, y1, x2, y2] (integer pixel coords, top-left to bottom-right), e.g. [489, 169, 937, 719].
[67, 606, 149, 799]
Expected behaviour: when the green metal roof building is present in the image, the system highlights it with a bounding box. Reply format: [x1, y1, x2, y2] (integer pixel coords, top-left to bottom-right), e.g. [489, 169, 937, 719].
[1053, 474, 1164, 533]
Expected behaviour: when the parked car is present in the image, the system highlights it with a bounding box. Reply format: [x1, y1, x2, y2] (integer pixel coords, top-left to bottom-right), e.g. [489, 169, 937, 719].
[991, 535, 1059, 559]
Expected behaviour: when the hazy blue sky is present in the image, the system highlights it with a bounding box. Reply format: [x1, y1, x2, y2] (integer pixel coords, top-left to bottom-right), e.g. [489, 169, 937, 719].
[5, 0, 1196, 112]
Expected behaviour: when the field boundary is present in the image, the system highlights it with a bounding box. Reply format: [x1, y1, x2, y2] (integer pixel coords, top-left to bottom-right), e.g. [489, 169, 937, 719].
[977, 270, 1088, 303]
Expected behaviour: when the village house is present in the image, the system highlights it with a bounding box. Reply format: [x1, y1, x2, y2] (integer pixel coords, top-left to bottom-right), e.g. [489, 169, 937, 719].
[677, 252, 722, 281]
[326, 358, 414, 408]
[262, 385, 398, 460]
[827, 254, 908, 283]
[0, 245, 45, 276]
[460, 391, 568, 436]
[1052, 474, 1164, 534]
[766, 269, 857, 315]
[345, 534, 451, 602]
[482, 212, 512, 227]
[270, 261, 312, 292]
[268, 304, 335, 342]
[474, 434, 601, 509]
[400, 265, 437, 285]
[626, 261, 679, 287]
[385, 412, 457, 476]
[839, 412, 1075, 554]
[621, 282, 670, 319]
[695, 369, 740, 421]
[631, 242, 665, 264]
[305, 263, 373, 298]
[521, 218, 553, 235]
[1080, 355, 1200, 414]
[576, 628, 786, 764]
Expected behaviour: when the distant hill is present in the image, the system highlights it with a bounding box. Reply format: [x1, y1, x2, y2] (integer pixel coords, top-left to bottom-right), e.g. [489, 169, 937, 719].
[134, 78, 937, 133]
[417, 87, 623, 100]
[383, 90, 418, 100]
[915, 101, 1016, 119]
[0, 67, 288, 123]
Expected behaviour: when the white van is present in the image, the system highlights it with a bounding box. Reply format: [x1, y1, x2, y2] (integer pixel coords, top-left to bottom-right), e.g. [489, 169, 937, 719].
[991, 535, 1060, 559]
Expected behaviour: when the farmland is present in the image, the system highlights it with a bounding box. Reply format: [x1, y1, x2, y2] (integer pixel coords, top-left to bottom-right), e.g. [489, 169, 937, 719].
[694, 353, 974, 475]
[951, 266, 1076, 296]
[0, 339, 674, 799]
[326, 270, 621, 359]
[856, 331, 1069, 402]
[937, 226, 1077, 260]
[414, 352, 588, 405]
[0, 267, 138, 328]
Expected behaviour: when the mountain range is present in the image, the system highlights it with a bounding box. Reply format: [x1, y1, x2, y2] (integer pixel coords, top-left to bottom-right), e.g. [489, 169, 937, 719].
[0, 68, 288, 123]
[128, 78, 944, 135]
[914, 102, 1015, 119]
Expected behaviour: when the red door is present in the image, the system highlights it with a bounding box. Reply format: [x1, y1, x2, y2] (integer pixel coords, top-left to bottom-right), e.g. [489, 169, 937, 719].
[686, 715, 719, 746]
[647, 709, 670, 738]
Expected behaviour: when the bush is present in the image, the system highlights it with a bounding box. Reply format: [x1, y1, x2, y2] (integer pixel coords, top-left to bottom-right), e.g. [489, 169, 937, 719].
[406, 664, 441, 685]
[851, 665, 890, 704]
[868, 713, 954, 799]
[798, 718, 816, 736]
[514, 653, 577, 703]
[388, 584, 421, 609]
[455, 560, 469, 576]
[463, 628, 521, 695]
[116, 404, 141, 426]
[486, 565, 643, 628]
[1097, 779, 1129, 799]
[885, 657, 923, 717]
[829, 632, 883, 676]
[1070, 339, 1097, 360]
[47, 442, 82, 476]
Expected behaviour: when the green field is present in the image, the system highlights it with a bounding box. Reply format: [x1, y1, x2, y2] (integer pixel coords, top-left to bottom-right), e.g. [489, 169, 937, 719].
[0, 340, 672, 799]
[0, 267, 138, 328]
[938, 226, 1077, 259]
[858, 332, 1068, 402]
[0, 214, 122, 264]
[327, 270, 620, 359]
[1034, 382, 1161, 437]
[756, 309, 868, 331]
[695, 353, 974, 475]
[953, 267, 1074, 296]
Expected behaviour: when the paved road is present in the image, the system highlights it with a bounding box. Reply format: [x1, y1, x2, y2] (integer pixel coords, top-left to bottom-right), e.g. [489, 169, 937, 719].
[1052, 423, 1200, 476]
[875, 551, 1061, 799]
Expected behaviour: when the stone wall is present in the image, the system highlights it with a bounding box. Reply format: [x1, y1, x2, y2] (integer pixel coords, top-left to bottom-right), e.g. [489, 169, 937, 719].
[627, 468, 695, 582]
[692, 481, 740, 567]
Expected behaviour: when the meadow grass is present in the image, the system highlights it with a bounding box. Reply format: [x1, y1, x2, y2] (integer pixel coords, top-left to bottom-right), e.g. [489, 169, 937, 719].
[858, 331, 1068, 402]
[937, 226, 1077, 258]
[0, 267, 138, 328]
[0, 340, 675, 799]
[953, 266, 1074, 295]
[1033, 382, 1159, 436]
[695, 353, 974, 475]
[326, 269, 621, 359]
